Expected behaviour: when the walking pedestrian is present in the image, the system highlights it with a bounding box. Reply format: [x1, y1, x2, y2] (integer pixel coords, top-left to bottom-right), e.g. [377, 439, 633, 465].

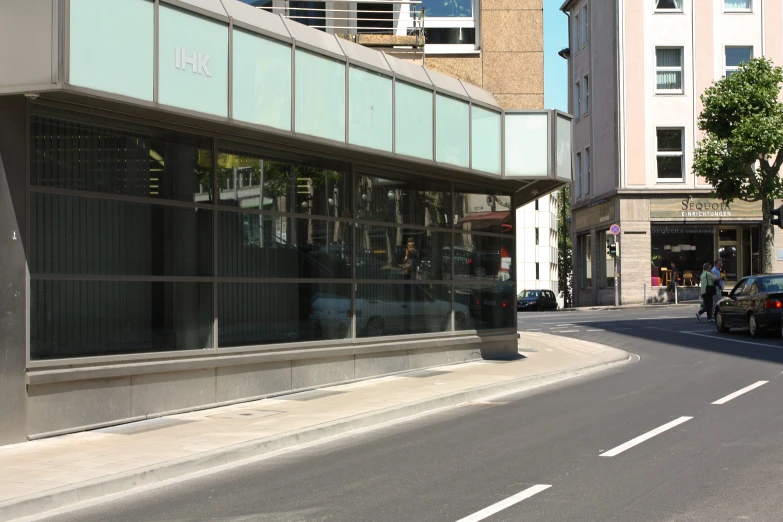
[697, 262, 718, 322]
[711, 258, 725, 316]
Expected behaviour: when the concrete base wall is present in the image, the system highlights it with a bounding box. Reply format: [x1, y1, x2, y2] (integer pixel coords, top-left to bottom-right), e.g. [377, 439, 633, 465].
[26, 333, 517, 438]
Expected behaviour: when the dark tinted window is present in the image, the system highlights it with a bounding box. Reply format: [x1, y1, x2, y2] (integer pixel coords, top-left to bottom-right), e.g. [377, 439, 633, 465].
[31, 281, 212, 359]
[30, 115, 212, 203]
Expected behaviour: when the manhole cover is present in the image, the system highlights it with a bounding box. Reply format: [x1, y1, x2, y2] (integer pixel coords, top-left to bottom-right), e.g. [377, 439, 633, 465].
[95, 417, 194, 435]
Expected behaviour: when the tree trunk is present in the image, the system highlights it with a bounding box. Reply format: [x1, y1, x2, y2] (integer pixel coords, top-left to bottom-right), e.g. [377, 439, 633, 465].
[762, 197, 775, 274]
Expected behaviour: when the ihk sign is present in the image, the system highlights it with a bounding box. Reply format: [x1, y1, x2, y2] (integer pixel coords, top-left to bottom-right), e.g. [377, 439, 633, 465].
[175, 47, 212, 77]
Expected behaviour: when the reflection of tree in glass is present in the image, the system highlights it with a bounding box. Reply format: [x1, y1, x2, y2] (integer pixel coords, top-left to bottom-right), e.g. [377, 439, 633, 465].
[422, 0, 472, 17]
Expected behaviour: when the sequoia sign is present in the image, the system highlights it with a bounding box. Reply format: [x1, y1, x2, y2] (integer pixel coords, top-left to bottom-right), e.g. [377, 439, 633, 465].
[650, 197, 762, 220]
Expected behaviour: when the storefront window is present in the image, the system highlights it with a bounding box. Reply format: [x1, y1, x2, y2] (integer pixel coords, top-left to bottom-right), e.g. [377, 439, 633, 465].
[651, 226, 714, 287]
[579, 234, 592, 289]
[28, 109, 517, 360]
[600, 231, 615, 288]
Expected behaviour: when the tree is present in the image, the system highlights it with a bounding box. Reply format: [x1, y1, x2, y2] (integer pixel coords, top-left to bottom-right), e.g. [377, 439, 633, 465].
[693, 57, 783, 273]
[557, 187, 573, 308]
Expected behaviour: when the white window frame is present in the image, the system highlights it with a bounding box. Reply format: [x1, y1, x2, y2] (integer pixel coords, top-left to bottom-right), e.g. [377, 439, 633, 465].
[575, 81, 581, 119]
[575, 151, 582, 198]
[723, 0, 752, 13]
[581, 4, 588, 48]
[583, 75, 589, 116]
[654, 0, 684, 12]
[725, 45, 753, 77]
[409, 0, 480, 55]
[584, 147, 591, 195]
[655, 47, 684, 94]
[655, 127, 685, 182]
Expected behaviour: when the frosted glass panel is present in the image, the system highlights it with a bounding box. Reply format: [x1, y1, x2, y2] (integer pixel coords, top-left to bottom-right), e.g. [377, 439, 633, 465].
[435, 94, 469, 168]
[395, 81, 433, 160]
[158, 5, 228, 117]
[232, 29, 292, 131]
[471, 106, 501, 175]
[349, 66, 392, 151]
[505, 113, 549, 178]
[556, 114, 572, 181]
[70, 0, 154, 101]
[295, 49, 345, 142]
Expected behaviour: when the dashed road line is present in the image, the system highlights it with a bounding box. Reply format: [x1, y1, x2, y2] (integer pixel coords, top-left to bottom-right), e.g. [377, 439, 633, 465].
[600, 416, 693, 457]
[712, 381, 769, 405]
[455, 484, 552, 522]
[681, 331, 783, 348]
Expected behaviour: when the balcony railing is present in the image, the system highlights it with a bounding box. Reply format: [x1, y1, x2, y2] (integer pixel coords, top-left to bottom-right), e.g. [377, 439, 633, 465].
[255, 1, 426, 48]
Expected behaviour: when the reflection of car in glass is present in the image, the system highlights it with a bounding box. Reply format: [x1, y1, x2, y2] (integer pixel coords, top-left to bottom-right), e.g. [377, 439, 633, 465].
[517, 290, 558, 311]
[470, 285, 516, 329]
[310, 285, 473, 337]
[472, 250, 501, 278]
[714, 275, 783, 338]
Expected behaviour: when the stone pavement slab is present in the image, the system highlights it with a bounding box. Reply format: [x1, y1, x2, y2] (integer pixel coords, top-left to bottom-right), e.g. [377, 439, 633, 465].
[0, 333, 629, 522]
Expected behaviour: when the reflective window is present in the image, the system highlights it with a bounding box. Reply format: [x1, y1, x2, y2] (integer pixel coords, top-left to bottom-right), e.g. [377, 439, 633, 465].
[219, 283, 351, 347]
[219, 213, 352, 279]
[348, 66, 393, 152]
[217, 149, 351, 217]
[452, 235, 514, 281]
[395, 81, 433, 160]
[30, 115, 213, 203]
[651, 226, 715, 287]
[356, 173, 451, 227]
[454, 284, 515, 330]
[31, 281, 212, 359]
[356, 284, 452, 337]
[355, 226, 452, 280]
[435, 94, 470, 168]
[295, 49, 345, 142]
[471, 106, 502, 175]
[454, 190, 512, 233]
[32, 193, 212, 276]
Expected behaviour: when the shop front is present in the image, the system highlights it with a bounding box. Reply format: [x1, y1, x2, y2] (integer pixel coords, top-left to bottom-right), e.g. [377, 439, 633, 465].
[572, 195, 763, 307]
[0, 0, 571, 444]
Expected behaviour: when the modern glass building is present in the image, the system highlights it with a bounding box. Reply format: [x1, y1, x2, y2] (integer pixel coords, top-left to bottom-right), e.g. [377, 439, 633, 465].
[0, 0, 571, 445]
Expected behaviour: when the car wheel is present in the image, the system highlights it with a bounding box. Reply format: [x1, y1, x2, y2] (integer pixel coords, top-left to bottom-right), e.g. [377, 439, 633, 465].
[474, 266, 487, 278]
[715, 310, 730, 333]
[365, 317, 385, 337]
[749, 314, 762, 338]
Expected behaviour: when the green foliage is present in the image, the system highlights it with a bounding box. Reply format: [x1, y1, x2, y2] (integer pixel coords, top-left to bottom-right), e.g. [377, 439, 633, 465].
[694, 58, 783, 204]
[557, 187, 573, 308]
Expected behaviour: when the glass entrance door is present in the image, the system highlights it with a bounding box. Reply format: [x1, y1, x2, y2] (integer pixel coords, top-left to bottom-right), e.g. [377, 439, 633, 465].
[718, 227, 740, 283]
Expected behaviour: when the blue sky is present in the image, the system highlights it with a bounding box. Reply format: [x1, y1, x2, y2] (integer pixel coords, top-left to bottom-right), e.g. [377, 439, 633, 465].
[544, 0, 569, 112]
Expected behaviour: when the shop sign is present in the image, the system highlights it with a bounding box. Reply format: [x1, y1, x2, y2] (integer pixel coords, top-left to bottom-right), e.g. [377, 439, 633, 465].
[573, 201, 615, 230]
[650, 197, 761, 220]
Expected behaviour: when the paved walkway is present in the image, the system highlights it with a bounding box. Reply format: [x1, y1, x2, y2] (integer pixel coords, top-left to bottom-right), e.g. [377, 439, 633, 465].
[0, 333, 629, 521]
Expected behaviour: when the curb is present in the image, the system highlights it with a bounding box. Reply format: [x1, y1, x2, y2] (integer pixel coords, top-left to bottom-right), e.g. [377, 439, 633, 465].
[0, 350, 631, 522]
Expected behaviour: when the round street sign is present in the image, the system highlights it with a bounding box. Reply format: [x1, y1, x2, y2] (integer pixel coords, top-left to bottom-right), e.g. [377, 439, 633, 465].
[610, 224, 621, 235]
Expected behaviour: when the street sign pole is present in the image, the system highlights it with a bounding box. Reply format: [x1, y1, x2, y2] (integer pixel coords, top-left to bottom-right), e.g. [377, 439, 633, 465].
[610, 224, 621, 307]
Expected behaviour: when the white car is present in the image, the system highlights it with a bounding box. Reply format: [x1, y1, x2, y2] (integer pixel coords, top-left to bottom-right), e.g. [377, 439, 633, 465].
[310, 285, 472, 338]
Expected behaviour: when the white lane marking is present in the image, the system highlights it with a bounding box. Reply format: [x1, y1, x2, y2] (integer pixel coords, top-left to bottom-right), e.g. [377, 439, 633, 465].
[455, 484, 551, 522]
[552, 330, 580, 333]
[525, 329, 543, 331]
[586, 329, 604, 332]
[712, 381, 769, 405]
[600, 416, 693, 457]
[681, 331, 783, 349]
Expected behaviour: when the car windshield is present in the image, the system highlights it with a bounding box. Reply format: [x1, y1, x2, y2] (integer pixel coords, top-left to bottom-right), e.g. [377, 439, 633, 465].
[521, 291, 541, 298]
[759, 277, 783, 293]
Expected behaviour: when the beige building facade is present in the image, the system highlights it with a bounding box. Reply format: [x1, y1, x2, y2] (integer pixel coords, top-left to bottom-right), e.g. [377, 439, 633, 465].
[562, 0, 783, 306]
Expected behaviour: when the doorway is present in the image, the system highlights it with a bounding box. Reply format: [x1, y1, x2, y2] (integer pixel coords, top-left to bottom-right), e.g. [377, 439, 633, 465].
[718, 227, 740, 283]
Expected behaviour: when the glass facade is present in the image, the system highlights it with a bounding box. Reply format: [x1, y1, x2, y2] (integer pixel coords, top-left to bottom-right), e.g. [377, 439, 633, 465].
[28, 109, 516, 360]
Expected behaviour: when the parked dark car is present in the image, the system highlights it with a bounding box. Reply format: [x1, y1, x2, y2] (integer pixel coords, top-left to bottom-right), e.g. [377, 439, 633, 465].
[517, 289, 558, 311]
[714, 275, 783, 337]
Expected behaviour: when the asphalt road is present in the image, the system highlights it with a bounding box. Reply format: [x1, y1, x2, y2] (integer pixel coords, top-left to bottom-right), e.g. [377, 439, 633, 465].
[41, 305, 783, 522]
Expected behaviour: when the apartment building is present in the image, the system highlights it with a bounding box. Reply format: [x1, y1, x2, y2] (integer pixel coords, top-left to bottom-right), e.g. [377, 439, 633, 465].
[243, 0, 560, 300]
[562, 0, 783, 306]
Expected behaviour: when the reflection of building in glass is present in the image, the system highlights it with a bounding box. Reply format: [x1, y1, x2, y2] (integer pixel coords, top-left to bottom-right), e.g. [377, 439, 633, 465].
[0, 0, 567, 445]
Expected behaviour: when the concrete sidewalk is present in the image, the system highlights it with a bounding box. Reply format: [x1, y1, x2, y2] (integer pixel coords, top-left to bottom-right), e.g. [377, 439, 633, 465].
[0, 333, 629, 521]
